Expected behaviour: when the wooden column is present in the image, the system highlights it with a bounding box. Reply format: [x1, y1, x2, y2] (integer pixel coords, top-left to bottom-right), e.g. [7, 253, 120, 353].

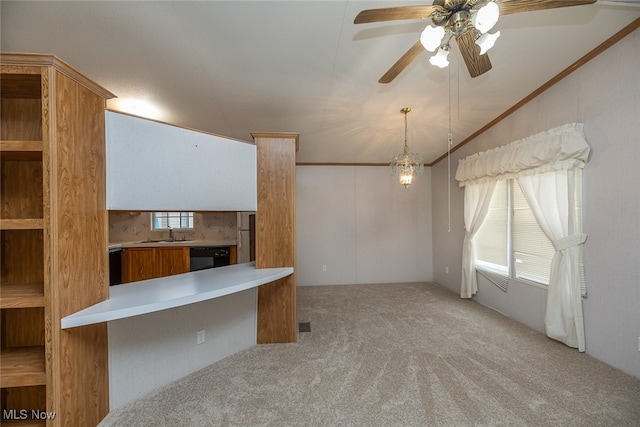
[49, 65, 111, 426]
[252, 132, 297, 344]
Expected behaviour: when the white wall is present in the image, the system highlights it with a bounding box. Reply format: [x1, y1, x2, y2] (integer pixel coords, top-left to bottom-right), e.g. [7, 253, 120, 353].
[296, 165, 433, 286]
[106, 111, 257, 212]
[107, 289, 257, 409]
[431, 28, 640, 378]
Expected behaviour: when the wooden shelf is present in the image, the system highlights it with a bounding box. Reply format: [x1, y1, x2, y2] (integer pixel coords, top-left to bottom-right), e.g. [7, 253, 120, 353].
[0, 347, 46, 388]
[0, 140, 43, 160]
[0, 219, 44, 230]
[0, 283, 45, 308]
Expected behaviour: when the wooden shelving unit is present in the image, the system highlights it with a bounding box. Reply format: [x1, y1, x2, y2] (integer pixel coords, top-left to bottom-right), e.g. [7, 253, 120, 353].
[0, 62, 47, 425]
[1, 53, 114, 426]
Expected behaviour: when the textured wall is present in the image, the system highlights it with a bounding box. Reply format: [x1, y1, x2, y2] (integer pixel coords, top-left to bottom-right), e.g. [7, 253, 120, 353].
[296, 165, 433, 286]
[431, 28, 640, 378]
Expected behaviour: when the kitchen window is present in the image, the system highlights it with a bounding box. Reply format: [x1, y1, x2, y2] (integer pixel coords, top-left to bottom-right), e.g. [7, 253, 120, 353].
[151, 212, 194, 230]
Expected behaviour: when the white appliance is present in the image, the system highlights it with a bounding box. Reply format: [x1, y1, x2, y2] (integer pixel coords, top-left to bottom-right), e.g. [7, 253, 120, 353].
[237, 212, 255, 263]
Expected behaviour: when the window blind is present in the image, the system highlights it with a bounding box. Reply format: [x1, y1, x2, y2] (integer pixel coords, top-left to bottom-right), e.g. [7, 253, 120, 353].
[512, 182, 555, 284]
[475, 179, 508, 274]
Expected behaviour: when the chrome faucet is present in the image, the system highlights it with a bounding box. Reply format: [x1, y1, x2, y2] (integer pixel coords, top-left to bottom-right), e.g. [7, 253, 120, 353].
[168, 226, 174, 241]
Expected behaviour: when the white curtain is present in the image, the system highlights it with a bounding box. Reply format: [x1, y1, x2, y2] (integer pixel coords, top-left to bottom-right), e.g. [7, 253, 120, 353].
[455, 123, 590, 186]
[461, 181, 496, 298]
[455, 123, 590, 351]
[517, 170, 586, 351]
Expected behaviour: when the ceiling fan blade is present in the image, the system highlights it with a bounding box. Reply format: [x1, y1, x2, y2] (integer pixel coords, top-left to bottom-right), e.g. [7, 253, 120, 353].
[354, 6, 438, 24]
[379, 40, 425, 84]
[496, 0, 596, 16]
[456, 30, 492, 78]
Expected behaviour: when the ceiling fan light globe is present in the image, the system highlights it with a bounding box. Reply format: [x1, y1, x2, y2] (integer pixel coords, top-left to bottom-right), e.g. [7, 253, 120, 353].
[420, 25, 445, 52]
[476, 30, 501, 55]
[472, 1, 500, 33]
[429, 47, 450, 68]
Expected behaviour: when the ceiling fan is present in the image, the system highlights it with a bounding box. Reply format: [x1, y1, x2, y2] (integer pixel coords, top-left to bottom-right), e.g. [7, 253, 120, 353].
[354, 0, 597, 82]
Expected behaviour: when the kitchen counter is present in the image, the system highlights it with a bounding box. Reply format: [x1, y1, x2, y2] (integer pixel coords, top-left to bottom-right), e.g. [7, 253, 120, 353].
[61, 262, 293, 329]
[109, 239, 236, 249]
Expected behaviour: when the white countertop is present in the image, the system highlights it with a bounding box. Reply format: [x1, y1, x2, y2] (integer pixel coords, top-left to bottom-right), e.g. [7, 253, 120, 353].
[61, 262, 293, 329]
[109, 239, 236, 249]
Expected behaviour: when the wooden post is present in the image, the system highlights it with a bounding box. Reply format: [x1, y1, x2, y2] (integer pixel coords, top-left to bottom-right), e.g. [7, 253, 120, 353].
[252, 132, 298, 344]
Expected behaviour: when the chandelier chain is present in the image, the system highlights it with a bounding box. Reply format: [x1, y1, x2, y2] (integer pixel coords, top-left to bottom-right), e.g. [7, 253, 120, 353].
[404, 109, 409, 154]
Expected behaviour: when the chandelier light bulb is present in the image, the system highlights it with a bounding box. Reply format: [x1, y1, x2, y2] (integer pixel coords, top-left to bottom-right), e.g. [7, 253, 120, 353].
[472, 1, 500, 33]
[476, 30, 501, 55]
[399, 172, 413, 188]
[429, 47, 450, 68]
[420, 25, 445, 52]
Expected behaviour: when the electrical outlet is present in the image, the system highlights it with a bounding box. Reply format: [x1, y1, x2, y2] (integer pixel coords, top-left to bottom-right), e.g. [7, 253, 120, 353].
[322, 264, 327, 272]
[197, 329, 205, 345]
[445, 266, 449, 274]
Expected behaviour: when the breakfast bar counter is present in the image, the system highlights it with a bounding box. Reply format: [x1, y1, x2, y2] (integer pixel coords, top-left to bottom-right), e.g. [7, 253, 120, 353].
[61, 262, 293, 329]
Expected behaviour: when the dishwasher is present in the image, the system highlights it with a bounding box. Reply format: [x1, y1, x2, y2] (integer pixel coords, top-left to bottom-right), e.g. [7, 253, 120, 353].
[108, 247, 123, 286]
[189, 246, 231, 272]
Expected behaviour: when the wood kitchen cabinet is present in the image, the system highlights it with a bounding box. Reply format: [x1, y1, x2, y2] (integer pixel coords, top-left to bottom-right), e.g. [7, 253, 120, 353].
[0, 53, 113, 426]
[121, 246, 190, 283]
[156, 247, 190, 277]
[121, 248, 157, 283]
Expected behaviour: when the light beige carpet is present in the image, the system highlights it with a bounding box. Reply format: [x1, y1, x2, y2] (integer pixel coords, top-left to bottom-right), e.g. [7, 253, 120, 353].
[99, 282, 640, 426]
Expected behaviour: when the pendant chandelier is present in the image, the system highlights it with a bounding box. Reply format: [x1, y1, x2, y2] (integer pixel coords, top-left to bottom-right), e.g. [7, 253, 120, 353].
[390, 107, 424, 188]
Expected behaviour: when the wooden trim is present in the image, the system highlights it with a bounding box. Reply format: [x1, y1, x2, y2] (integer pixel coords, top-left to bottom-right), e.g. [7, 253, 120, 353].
[296, 162, 388, 167]
[252, 132, 299, 151]
[0, 64, 43, 75]
[230, 245, 237, 265]
[428, 17, 640, 167]
[1, 53, 115, 99]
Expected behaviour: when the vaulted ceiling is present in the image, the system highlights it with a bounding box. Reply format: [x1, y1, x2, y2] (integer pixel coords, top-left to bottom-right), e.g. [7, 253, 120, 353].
[2, 1, 639, 165]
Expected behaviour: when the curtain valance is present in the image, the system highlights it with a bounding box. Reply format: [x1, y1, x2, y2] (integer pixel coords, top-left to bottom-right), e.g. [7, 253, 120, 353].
[455, 123, 590, 186]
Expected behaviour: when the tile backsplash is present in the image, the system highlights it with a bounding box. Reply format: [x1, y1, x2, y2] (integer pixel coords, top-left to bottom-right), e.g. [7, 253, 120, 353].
[109, 212, 238, 243]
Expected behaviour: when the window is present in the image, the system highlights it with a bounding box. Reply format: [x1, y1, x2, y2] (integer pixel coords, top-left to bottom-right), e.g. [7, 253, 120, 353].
[512, 181, 555, 284]
[474, 171, 581, 286]
[151, 212, 194, 230]
[474, 179, 509, 276]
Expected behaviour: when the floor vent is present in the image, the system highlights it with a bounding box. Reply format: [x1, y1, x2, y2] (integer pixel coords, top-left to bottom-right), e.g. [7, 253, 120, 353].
[298, 322, 311, 333]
